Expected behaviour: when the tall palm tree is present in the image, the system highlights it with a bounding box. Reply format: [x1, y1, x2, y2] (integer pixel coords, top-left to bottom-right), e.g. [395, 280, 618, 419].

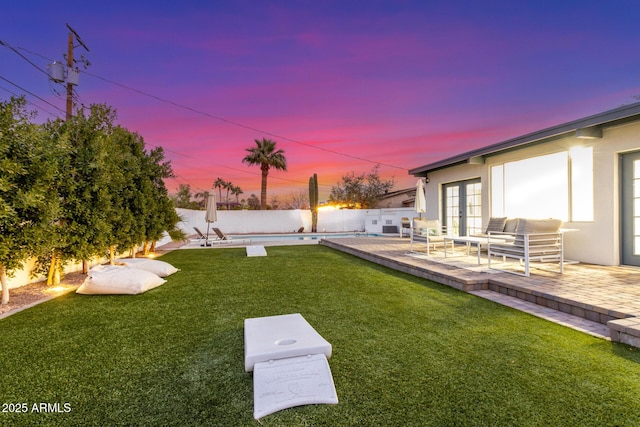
[242, 138, 287, 210]
[231, 185, 243, 205]
[213, 177, 226, 207]
[223, 180, 233, 209]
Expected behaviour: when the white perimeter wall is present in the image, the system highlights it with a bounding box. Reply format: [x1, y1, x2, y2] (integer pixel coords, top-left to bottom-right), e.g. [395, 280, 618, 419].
[7, 207, 416, 289]
[176, 207, 415, 235]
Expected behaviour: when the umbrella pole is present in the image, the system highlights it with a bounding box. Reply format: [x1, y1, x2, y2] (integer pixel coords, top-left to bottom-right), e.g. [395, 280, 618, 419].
[206, 222, 211, 246]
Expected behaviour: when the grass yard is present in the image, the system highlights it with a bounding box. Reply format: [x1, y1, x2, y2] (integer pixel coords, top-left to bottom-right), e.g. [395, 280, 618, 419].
[1, 245, 640, 426]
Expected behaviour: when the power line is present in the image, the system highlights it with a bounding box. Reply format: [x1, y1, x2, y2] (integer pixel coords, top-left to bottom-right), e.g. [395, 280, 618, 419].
[0, 39, 51, 79]
[81, 70, 406, 171]
[0, 75, 66, 116]
[3, 40, 406, 171]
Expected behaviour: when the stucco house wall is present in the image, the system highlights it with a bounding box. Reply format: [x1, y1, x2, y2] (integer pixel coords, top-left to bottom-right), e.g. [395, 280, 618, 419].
[419, 114, 640, 266]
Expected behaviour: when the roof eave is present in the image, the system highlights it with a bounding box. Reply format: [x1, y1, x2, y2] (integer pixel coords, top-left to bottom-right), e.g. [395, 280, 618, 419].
[409, 101, 640, 177]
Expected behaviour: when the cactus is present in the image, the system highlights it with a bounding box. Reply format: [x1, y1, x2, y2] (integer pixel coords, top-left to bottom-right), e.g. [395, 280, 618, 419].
[309, 173, 319, 232]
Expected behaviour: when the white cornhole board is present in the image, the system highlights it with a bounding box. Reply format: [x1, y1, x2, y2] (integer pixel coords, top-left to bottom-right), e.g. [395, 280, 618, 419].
[244, 313, 338, 419]
[253, 354, 337, 419]
[246, 245, 267, 257]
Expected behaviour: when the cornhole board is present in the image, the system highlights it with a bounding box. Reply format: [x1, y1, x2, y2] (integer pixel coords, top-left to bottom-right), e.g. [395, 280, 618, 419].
[246, 245, 267, 257]
[244, 313, 338, 419]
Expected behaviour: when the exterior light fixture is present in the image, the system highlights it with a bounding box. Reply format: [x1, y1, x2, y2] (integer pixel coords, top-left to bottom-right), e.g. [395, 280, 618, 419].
[576, 126, 602, 139]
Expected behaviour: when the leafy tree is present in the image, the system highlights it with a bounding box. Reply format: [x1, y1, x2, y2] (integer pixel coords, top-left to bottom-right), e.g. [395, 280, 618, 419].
[283, 190, 309, 209]
[269, 194, 280, 210]
[329, 165, 395, 209]
[137, 145, 185, 253]
[242, 138, 287, 210]
[247, 194, 260, 210]
[172, 184, 200, 209]
[42, 104, 120, 279]
[0, 97, 61, 303]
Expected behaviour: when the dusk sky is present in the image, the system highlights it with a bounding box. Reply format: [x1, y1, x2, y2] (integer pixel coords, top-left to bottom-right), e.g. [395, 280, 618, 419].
[3, 1, 640, 201]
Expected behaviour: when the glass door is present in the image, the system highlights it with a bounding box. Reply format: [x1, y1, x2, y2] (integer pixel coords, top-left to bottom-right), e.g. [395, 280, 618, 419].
[621, 151, 640, 266]
[442, 179, 481, 236]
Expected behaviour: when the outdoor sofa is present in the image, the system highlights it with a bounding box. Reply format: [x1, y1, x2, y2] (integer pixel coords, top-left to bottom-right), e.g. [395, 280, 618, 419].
[485, 217, 564, 277]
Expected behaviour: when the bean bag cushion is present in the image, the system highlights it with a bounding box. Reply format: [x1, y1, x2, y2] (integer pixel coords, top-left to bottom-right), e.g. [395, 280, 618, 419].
[76, 265, 166, 295]
[118, 258, 179, 277]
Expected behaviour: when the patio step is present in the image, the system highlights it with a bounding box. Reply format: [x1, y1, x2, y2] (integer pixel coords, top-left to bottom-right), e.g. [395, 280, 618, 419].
[485, 281, 626, 325]
[608, 318, 640, 348]
[320, 238, 640, 347]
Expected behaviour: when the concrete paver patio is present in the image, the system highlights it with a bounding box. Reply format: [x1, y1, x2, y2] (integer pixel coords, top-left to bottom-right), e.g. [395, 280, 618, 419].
[321, 236, 640, 347]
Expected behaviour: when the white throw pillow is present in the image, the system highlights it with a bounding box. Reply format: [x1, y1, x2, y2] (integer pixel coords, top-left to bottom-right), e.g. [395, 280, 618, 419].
[118, 258, 179, 277]
[76, 265, 166, 295]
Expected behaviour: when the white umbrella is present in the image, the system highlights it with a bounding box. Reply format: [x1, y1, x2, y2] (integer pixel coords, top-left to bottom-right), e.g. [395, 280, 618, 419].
[205, 193, 217, 244]
[415, 179, 426, 218]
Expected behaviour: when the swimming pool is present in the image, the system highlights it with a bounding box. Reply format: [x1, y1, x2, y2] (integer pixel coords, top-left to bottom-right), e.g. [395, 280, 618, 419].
[227, 232, 382, 243]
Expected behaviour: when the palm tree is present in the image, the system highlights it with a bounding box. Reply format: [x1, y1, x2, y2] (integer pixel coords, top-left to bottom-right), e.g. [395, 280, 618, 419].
[242, 138, 287, 210]
[231, 185, 243, 206]
[223, 180, 233, 209]
[213, 177, 226, 208]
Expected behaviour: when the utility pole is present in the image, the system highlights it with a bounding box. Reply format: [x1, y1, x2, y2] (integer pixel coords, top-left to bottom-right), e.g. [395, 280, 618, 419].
[64, 23, 89, 120]
[66, 31, 74, 120]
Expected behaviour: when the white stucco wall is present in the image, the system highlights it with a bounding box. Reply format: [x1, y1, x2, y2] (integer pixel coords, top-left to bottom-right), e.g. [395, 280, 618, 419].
[7, 207, 416, 289]
[176, 207, 415, 236]
[421, 120, 640, 266]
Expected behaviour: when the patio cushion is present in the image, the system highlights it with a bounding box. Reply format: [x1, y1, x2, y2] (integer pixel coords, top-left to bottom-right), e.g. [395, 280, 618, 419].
[485, 217, 507, 234]
[76, 265, 166, 295]
[503, 218, 519, 233]
[414, 219, 442, 236]
[118, 258, 179, 277]
[514, 218, 562, 247]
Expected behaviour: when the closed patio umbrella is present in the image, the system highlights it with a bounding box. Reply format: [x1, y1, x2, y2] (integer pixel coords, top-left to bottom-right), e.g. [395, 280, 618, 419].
[204, 193, 217, 245]
[415, 179, 426, 218]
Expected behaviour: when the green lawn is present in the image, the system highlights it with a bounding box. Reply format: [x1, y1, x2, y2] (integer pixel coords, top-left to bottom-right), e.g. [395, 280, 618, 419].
[1, 245, 640, 426]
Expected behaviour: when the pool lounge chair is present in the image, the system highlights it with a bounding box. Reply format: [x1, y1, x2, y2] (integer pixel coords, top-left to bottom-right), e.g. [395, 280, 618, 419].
[213, 227, 229, 241]
[193, 227, 208, 240]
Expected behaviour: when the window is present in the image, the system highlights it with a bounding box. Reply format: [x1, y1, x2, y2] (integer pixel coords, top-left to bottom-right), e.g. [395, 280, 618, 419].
[570, 146, 594, 221]
[491, 148, 593, 221]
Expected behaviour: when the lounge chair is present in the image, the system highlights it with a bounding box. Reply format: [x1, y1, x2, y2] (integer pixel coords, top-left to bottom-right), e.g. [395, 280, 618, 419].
[193, 227, 207, 240]
[297, 227, 304, 233]
[213, 227, 229, 241]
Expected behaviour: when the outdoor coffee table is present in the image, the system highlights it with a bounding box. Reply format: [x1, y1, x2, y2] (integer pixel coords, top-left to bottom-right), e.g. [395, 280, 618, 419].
[443, 236, 499, 265]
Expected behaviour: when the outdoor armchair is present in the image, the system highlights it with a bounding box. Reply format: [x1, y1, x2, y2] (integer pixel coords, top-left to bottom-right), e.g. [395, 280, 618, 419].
[410, 218, 449, 255]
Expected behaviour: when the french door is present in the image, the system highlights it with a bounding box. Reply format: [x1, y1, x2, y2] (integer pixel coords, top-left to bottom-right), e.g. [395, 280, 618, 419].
[621, 151, 640, 266]
[442, 179, 481, 236]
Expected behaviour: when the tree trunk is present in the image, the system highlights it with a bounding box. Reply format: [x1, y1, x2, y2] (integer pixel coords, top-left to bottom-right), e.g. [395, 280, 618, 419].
[261, 166, 269, 210]
[150, 241, 156, 252]
[1, 265, 9, 305]
[82, 259, 89, 274]
[53, 258, 61, 286]
[47, 253, 57, 286]
[143, 242, 149, 255]
[109, 245, 115, 265]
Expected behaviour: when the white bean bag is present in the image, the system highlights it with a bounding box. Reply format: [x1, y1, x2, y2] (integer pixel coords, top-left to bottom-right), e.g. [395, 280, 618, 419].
[117, 258, 179, 277]
[76, 265, 166, 295]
